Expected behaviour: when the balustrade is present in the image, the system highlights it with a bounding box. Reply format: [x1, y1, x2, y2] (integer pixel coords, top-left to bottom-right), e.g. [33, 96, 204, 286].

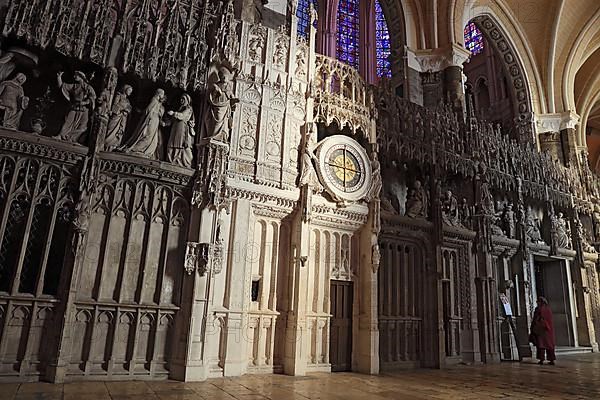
[313, 54, 375, 137]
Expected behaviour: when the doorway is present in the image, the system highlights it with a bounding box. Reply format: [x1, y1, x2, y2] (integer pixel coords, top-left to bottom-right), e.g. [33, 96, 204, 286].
[330, 280, 353, 372]
[534, 259, 578, 347]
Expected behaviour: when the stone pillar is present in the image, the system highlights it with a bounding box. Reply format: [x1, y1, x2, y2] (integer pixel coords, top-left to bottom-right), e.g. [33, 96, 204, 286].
[355, 141, 380, 374]
[222, 199, 252, 376]
[472, 167, 501, 364]
[410, 44, 471, 116]
[283, 186, 311, 376]
[535, 112, 580, 166]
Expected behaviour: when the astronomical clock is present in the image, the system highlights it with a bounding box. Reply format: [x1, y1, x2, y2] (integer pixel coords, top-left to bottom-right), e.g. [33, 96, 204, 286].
[315, 135, 372, 203]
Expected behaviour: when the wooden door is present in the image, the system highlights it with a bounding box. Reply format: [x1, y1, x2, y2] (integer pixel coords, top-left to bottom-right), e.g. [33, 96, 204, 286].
[330, 280, 353, 372]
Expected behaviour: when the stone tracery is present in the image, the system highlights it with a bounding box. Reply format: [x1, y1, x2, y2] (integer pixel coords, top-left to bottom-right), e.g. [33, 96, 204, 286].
[0, 0, 599, 386]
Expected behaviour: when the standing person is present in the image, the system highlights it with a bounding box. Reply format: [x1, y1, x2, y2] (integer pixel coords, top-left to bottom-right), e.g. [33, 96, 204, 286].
[530, 296, 556, 365]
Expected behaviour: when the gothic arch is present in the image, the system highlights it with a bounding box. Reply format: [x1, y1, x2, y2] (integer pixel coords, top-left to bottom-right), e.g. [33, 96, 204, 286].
[472, 16, 532, 123]
[451, 1, 546, 119]
[560, 8, 600, 114]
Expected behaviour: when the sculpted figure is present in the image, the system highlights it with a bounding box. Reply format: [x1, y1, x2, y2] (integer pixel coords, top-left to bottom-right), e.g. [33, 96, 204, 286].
[441, 190, 460, 226]
[120, 89, 166, 158]
[526, 208, 543, 243]
[298, 124, 323, 193]
[365, 156, 382, 202]
[405, 180, 428, 218]
[205, 67, 238, 142]
[0, 49, 16, 82]
[166, 94, 196, 168]
[459, 198, 472, 229]
[475, 163, 494, 216]
[104, 84, 133, 151]
[491, 201, 506, 236]
[56, 71, 97, 143]
[0, 73, 28, 129]
[551, 212, 571, 249]
[380, 189, 399, 214]
[502, 203, 516, 239]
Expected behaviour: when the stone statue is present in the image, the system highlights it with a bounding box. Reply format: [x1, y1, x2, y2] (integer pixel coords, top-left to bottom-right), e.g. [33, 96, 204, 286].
[441, 190, 460, 227]
[491, 202, 506, 237]
[0, 49, 16, 82]
[166, 93, 195, 168]
[459, 198, 472, 229]
[405, 180, 428, 219]
[298, 124, 323, 193]
[120, 88, 166, 158]
[365, 156, 382, 202]
[380, 189, 399, 214]
[502, 203, 516, 239]
[56, 71, 97, 143]
[205, 67, 238, 142]
[525, 208, 543, 244]
[104, 84, 133, 151]
[0, 73, 28, 130]
[551, 212, 571, 249]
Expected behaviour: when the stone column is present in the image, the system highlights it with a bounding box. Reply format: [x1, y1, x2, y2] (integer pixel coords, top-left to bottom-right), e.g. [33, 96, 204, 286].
[535, 112, 580, 166]
[411, 44, 471, 116]
[283, 185, 311, 376]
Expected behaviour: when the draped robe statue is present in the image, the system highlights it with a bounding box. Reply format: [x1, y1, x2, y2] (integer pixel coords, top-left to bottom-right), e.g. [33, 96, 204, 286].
[167, 94, 195, 168]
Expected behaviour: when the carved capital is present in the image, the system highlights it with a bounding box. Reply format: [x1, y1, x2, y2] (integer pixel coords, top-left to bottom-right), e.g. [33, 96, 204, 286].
[410, 44, 471, 73]
[535, 112, 580, 134]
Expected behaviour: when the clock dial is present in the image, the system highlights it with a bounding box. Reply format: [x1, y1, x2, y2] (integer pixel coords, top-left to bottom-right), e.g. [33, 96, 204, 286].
[315, 135, 371, 202]
[326, 146, 362, 192]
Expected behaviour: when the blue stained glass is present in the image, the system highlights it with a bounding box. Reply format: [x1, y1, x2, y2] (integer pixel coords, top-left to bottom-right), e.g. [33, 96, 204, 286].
[336, 0, 360, 69]
[375, 0, 391, 78]
[297, 0, 318, 40]
[464, 22, 484, 55]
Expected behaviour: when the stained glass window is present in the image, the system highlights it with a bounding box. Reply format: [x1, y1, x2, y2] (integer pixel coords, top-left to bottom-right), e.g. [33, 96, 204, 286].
[464, 22, 484, 55]
[297, 0, 318, 40]
[375, 0, 391, 78]
[336, 0, 360, 69]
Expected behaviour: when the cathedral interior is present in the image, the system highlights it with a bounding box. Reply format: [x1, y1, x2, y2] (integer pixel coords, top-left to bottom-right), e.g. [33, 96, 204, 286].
[2, 0, 600, 387]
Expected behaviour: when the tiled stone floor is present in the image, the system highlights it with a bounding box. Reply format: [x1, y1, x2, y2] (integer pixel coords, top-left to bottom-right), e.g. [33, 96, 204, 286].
[2, 353, 600, 400]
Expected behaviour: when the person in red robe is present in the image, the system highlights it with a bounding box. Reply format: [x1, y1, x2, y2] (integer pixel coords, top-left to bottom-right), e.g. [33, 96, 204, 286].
[530, 296, 556, 365]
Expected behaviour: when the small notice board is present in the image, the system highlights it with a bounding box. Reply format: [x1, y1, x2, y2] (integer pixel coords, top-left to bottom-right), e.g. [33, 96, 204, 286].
[499, 293, 513, 316]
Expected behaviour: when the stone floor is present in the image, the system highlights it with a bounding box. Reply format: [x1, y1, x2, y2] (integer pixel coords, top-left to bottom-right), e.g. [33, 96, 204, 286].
[2, 353, 600, 400]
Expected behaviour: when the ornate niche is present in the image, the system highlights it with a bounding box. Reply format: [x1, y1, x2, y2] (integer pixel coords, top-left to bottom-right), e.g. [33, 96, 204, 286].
[314, 135, 372, 204]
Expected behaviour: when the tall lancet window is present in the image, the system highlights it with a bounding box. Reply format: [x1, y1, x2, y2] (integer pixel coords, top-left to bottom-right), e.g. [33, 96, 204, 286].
[336, 0, 360, 68]
[375, 0, 391, 78]
[297, 0, 318, 40]
[464, 22, 484, 55]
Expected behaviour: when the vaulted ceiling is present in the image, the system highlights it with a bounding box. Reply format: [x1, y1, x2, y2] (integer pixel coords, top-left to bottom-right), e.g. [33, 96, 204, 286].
[390, 0, 600, 156]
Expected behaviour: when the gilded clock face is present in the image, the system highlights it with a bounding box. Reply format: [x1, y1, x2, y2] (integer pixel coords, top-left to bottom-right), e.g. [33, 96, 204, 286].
[327, 147, 362, 191]
[315, 135, 371, 202]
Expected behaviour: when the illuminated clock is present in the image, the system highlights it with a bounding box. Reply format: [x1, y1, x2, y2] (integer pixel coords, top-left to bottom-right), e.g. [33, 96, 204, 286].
[315, 135, 371, 202]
